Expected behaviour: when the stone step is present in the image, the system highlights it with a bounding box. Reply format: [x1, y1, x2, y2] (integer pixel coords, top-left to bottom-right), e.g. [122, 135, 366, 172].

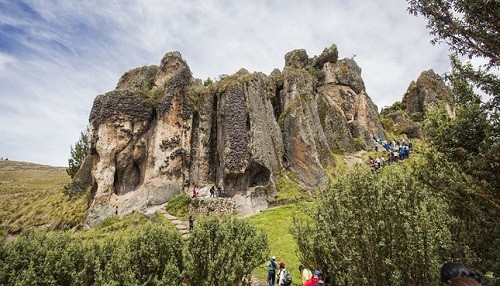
[170, 219, 184, 224]
[164, 213, 177, 220]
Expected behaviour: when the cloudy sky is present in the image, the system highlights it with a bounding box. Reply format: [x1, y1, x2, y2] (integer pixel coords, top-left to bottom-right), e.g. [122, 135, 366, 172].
[0, 0, 450, 167]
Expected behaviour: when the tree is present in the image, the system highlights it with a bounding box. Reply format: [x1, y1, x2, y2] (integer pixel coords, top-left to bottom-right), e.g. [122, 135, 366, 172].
[407, 0, 500, 114]
[66, 129, 89, 178]
[409, 2, 500, 277]
[185, 216, 269, 286]
[292, 163, 454, 286]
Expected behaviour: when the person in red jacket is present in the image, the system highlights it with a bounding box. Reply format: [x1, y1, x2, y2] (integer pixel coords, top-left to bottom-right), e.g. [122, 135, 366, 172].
[303, 270, 320, 286]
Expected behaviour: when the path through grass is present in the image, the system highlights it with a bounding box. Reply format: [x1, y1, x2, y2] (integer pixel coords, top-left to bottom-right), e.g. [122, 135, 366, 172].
[248, 203, 314, 286]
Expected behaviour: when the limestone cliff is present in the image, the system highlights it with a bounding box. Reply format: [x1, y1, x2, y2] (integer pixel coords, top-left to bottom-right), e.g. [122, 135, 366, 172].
[72, 45, 385, 227]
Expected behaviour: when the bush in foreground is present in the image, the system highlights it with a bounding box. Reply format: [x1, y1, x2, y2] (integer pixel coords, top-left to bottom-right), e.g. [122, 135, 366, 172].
[185, 216, 269, 286]
[292, 163, 453, 285]
[0, 223, 184, 285]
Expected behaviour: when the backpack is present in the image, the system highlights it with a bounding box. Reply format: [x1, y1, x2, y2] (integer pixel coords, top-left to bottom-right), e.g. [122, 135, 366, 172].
[282, 269, 292, 285]
[269, 260, 277, 271]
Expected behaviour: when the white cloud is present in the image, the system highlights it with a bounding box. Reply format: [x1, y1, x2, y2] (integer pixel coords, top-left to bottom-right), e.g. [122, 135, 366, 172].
[0, 0, 451, 166]
[0, 53, 15, 72]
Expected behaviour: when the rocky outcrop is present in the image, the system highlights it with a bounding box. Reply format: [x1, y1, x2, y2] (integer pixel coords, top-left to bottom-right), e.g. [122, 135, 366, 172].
[73, 45, 386, 227]
[402, 69, 455, 120]
[381, 70, 455, 139]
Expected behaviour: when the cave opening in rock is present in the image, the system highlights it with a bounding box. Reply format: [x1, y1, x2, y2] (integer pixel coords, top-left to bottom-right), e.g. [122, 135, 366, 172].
[248, 162, 270, 187]
[114, 162, 141, 196]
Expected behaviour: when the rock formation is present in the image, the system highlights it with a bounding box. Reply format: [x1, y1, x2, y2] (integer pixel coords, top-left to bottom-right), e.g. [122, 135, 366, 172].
[380, 69, 455, 138]
[402, 69, 455, 120]
[71, 44, 385, 227]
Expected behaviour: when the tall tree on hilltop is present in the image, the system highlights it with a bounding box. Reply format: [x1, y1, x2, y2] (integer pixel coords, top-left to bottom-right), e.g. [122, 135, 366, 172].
[66, 129, 89, 179]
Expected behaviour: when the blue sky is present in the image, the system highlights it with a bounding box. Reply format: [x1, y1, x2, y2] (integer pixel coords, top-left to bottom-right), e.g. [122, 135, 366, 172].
[0, 0, 449, 166]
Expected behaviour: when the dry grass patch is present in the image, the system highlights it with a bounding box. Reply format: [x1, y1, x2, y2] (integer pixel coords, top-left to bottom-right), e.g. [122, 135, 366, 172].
[0, 160, 87, 234]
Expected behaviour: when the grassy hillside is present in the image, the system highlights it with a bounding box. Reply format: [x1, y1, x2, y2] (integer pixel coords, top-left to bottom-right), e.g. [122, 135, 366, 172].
[0, 160, 88, 236]
[248, 203, 314, 286]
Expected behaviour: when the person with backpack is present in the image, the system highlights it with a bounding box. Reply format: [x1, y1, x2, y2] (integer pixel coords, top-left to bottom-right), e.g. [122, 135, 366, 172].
[267, 256, 277, 286]
[278, 261, 292, 286]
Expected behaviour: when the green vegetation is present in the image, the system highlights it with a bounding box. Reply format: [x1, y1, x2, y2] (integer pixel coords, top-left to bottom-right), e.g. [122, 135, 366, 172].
[77, 213, 174, 241]
[292, 161, 454, 285]
[353, 137, 365, 151]
[274, 173, 305, 203]
[407, 0, 499, 108]
[0, 161, 87, 235]
[0, 223, 184, 285]
[185, 216, 268, 286]
[66, 129, 89, 179]
[166, 192, 192, 218]
[248, 204, 313, 286]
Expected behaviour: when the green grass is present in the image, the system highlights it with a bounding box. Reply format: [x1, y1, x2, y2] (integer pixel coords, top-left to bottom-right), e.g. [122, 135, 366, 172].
[248, 203, 314, 286]
[275, 173, 304, 201]
[77, 212, 177, 241]
[0, 161, 88, 235]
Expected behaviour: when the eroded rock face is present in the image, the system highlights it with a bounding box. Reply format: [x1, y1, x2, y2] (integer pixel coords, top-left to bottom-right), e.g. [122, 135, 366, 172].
[74, 46, 386, 226]
[402, 69, 455, 120]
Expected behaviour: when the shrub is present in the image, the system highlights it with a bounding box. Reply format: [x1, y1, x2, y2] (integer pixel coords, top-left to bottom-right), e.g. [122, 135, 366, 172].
[1, 230, 83, 285]
[185, 216, 269, 286]
[166, 192, 192, 218]
[292, 163, 453, 285]
[126, 224, 184, 285]
[0, 223, 184, 286]
[353, 138, 366, 151]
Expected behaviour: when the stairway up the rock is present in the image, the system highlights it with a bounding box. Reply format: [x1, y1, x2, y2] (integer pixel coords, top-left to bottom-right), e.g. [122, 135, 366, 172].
[153, 207, 190, 241]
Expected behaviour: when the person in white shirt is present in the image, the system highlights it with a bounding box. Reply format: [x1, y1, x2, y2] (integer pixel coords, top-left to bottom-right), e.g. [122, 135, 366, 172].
[299, 264, 312, 284]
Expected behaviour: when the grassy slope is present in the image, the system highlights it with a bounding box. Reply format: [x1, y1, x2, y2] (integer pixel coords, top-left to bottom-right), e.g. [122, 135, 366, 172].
[248, 203, 314, 286]
[0, 160, 87, 235]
